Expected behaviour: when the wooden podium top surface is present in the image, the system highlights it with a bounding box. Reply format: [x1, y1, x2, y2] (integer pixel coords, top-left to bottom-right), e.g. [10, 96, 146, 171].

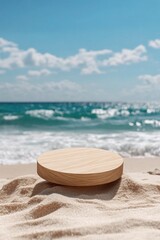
[37, 148, 123, 186]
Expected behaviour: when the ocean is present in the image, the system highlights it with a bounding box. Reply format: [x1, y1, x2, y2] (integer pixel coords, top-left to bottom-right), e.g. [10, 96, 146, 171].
[0, 102, 160, 164]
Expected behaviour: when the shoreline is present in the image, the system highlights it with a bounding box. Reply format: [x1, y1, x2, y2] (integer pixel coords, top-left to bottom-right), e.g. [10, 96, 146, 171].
[0, 157, 159, 178]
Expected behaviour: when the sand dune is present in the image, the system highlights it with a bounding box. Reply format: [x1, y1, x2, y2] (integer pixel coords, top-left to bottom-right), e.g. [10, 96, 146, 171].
[0, 172, 160, 239]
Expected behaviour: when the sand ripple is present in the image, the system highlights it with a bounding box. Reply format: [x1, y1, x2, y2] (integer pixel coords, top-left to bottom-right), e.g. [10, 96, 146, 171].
[0, 173, 160, 239]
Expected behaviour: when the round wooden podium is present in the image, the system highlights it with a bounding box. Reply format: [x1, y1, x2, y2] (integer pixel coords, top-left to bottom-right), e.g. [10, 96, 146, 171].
[37, 148, 123, 186]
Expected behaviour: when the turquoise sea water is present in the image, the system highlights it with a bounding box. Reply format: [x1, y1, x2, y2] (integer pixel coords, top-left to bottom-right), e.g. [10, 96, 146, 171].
[0, 102, 160, 164]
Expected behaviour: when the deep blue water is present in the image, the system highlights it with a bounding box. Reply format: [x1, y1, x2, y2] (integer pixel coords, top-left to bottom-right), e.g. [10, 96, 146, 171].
[1, 102, 160, 131]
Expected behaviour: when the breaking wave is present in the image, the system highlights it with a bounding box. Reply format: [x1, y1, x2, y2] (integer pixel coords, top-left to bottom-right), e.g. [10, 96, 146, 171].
[1, 131, 160, 164]
[1, 102, 160, 164]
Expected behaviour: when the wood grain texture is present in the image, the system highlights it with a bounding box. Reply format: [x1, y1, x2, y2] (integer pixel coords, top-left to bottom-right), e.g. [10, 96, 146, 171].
[37, 148, 123, 186]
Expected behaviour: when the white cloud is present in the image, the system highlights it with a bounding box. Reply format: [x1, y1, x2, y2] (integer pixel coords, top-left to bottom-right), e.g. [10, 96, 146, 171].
[0, 37, 148, 75]
[81, 65, 102, 75]
[128, 74, 160, 97]
[2, 46, 19, 53]
[0, 79, 82, 92]
[139, 74, 160, 84]
[0, 79, 83, 101]
[49, 79, 82, 91]
[0, 48, 25, 69]
[0, 39, 111, 73]
[64, 48, 112, 74]
[16, 75, 28, 81]
[0, 38, 17, 48]
[28, 69, 52, 77]
[102, 45, 147, 66]
[148, 39, 160, 48]
[124, 73, 160, 101]
[16, 69, 52, 81]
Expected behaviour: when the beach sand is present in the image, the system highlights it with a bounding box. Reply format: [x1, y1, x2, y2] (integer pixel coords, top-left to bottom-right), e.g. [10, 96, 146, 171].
[0, 157, 160, 239]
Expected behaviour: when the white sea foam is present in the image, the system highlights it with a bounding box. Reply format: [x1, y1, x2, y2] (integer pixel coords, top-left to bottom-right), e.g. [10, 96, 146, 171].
[92, 109, 107, 115]
[1, 130, 160, 164]
[144, 119, 160, 127]
[132, 110, 140, 115]
[147, 109, 155, 114]
[121, 110, 130, 116]
[106, 109, 119, 117]
[136, 122, 141, 127]
[80, 117, 90, 121]
[3, 115, 19, 121]
[92, 108, 119, 119]
[55, 116, 68, 121]
[91, 108, 130, 119]
[26, 109, 54, 119]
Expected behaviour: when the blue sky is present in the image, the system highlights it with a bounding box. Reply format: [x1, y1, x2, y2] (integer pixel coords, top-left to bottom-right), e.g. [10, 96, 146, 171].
[0, 0, 160, 102]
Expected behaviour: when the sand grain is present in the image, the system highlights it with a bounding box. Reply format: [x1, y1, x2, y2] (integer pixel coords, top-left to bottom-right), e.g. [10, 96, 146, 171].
[0, 172, 160, 239]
